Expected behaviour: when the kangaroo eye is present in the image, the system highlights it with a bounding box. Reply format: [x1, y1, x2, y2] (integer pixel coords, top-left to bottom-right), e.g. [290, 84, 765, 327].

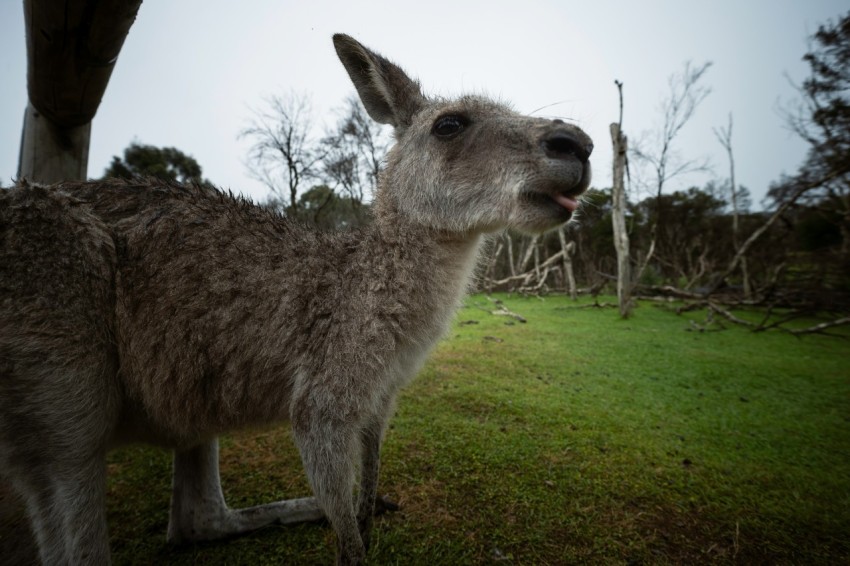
[432, 115, 467, 138]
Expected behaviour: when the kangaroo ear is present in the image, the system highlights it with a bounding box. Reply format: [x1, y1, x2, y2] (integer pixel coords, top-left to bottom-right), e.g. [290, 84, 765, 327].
[333, 34, 426, 130]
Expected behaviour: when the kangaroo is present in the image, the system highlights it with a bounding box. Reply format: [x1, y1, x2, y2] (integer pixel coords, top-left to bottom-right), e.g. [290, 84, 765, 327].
[0, 34, 592, 564]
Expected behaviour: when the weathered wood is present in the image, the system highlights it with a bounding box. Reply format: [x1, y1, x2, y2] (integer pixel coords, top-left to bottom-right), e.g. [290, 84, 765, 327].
[558, 229, 577, 299]
[24, 0, 142, 128]
[18, 0, 142, 183]
[505, 233, 516, 276]
[610, 80, 632, 317]
[610, 120, 631, 316]
[487, 249, 565, 288]
[18, 102, 91, 183]
[517, 234, 539, 274]
[789, 316, 850, 336]
[714, 114, 752, 298]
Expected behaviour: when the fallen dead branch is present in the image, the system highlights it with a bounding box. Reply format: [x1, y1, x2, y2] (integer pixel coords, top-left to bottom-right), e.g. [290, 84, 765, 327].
[490, 307, 528, 323]
[470, 297, 528, 323]
[788, 316, 850, 336]
[707, 302, 755, 328]
[554, 300, 618, 310]
[666, 298, 849, 337]
[483, 250, 565, 291]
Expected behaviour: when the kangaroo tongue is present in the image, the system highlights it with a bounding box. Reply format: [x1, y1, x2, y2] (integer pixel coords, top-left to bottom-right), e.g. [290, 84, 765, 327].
[553, 193, 579, 212]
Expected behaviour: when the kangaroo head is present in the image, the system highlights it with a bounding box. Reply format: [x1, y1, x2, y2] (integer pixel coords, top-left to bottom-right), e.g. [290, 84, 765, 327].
[333, 34, 593, 235]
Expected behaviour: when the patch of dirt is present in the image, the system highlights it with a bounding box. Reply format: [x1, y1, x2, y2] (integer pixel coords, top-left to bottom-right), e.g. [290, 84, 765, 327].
[631, 503, 806, 565]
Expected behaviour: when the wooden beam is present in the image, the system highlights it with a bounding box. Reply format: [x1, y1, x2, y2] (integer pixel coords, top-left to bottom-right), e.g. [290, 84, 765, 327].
[18, 0, 142, 182]
[24, 0, 142, 128]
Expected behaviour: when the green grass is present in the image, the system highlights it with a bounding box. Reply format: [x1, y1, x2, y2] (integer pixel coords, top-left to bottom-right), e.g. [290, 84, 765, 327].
[103, 294, 850, 564]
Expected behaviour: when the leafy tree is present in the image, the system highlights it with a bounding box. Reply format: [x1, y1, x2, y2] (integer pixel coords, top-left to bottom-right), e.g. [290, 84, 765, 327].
[771, 11, 850, 254]
[103, 142, 207, 184]
[266, 184, 370, 230]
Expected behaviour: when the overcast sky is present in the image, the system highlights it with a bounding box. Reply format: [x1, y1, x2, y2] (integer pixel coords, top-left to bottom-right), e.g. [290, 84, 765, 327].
[1, 1, 846, 207]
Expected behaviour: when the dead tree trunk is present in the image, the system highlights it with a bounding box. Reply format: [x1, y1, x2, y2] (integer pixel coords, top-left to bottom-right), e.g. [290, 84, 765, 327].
[505, 233, 516, 277]
[517, 235, 539, 275]
[630, 62, 712, 287]
[485, 239, 504, 294]
[611, 80, 632, 317]
[558, 228, 577, 299]
[714, 114, 751, 298]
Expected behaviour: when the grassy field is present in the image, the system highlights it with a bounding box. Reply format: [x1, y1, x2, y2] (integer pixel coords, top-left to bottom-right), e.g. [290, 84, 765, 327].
[94, 294, 850, 564]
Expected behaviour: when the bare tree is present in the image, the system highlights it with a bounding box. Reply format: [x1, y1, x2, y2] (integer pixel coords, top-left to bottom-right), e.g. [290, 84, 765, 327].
[631, 61, 713, 281]
[321, 95, 390, 220]
[633, 61, 713, 199]
[241, 92, 326, 215]
[610, 80, 632, 316]
[714, 113, 752, 297]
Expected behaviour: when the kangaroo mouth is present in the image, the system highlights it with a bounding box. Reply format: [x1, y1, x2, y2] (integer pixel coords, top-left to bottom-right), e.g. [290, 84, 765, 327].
[519, 162, 591, 226]
[521, 187, 583, 215]
[551, 192, 580, 212]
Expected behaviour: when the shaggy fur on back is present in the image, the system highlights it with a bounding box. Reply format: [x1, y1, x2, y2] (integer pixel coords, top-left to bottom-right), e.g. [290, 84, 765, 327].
[2, 178, 468, 448]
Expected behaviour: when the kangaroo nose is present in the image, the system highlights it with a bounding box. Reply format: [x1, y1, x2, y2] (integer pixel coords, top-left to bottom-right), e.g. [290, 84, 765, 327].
[543, 131, 593, 164]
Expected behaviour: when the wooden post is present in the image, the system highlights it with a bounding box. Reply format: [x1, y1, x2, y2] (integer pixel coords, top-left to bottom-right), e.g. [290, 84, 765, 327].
[18, 103, 91, 183]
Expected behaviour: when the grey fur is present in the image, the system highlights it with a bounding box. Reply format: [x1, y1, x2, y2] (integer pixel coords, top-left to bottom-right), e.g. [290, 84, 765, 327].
[0, 34, 592, 565]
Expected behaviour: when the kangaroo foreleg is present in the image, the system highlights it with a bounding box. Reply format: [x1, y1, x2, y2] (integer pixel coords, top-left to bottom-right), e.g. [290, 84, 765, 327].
[356, 417, 384, 551]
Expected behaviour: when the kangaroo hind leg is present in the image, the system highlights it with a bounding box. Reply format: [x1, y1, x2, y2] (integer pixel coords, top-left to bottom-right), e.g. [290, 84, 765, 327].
[168, 438, 324, 544]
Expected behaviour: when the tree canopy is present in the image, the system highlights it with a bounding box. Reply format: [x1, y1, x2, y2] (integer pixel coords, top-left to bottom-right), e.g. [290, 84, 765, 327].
[103, 142, 208, 184]
[770, 11, 850, 253]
